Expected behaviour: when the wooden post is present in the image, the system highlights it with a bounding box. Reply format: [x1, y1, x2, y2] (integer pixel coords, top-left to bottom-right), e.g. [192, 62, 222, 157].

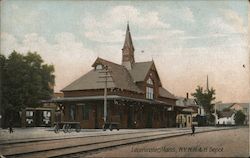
[97, 65, 113, 127]
[104, 67, 107, 123]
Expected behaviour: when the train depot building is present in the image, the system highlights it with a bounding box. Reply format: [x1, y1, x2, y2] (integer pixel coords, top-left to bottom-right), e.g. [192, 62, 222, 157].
[49, 24, 185, 129]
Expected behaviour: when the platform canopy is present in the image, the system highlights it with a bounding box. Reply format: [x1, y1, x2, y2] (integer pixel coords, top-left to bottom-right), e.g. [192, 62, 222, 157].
[42, 95, 175, 107]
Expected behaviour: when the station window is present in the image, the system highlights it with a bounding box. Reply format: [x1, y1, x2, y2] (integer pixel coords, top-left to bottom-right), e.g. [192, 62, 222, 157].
[82, 104, 91, 120]
[43, 111, 51, 117]
[26, 111, 34, 117]
[146, 77, 154, 99]
[69, 105, 76, 121]
[146, 87, 154, 99]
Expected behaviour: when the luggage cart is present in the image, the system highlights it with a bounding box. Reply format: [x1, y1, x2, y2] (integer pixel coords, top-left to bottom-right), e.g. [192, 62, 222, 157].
[54, 122, 81, 133]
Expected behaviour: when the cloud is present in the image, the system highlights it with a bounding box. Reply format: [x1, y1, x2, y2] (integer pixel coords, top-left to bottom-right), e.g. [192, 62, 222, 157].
[209, 17, 236, 34]
[11, 4, 19, 10]
[221, 9, 246, 34]
[84, 29, 125, 43]
[1, 3, 249, 102]
[155, 46, 250, 102]
[4, 5, 43, 35]
[1, 32, 97, 92]
[209, 9, 247, 34]
[180, 7, 194, 23]
[1, 32, 20, 54]
[82, 5, 170, 42]
[98, 6, 169, 30]
[179, 34, 228, 40]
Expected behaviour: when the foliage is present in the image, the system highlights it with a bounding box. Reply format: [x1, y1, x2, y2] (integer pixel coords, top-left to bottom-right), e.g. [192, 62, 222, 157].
[234, 110, 246, 125]
[192, 86, 216, 113]
[191, 86, 216, 124]
[0, 54, 6, 118]
[1, 51, 55, 125]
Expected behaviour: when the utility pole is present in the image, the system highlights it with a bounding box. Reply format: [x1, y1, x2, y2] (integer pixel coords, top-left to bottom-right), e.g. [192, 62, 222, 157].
[98, 65, 113, 124]
[104, 69, 107, 123]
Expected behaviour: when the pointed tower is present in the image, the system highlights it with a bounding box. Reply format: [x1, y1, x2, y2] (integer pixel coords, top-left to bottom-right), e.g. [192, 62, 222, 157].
[122, 23, 135, 70]
[206, 75, 209, 91]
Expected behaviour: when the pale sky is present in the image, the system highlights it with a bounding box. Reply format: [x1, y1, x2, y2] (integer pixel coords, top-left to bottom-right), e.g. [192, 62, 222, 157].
[1, 0, 249, 103]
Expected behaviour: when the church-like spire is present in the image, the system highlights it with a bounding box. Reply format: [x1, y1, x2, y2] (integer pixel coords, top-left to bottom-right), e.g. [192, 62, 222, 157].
[206, 75, 209, 91]
[122, 22, 135, 69]
[123, 22, 134, 51]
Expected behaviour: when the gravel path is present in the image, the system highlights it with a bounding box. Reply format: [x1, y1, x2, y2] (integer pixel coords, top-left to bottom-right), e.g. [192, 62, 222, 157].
[86, 127, 249, 157]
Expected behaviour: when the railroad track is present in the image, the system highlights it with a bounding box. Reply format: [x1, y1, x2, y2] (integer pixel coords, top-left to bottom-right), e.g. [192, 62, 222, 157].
[0, 128, 180, 145]
[0, 127, 236, 158]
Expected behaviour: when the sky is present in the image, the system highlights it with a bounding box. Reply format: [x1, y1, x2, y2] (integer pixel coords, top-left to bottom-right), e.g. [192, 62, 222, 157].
[1, 0, 249, 103]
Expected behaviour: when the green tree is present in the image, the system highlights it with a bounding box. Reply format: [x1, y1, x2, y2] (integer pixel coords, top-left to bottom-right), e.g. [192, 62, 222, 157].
[192, 86, 216, 125]
[0, 54, 6, 127]
[234, 110, 246, 125]
[1, 51, 55, 127]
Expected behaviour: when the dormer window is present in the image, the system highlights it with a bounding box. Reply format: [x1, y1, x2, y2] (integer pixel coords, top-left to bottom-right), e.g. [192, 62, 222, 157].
[96, 64, 103, 70]
[146, 77, 154, 99]
[146, 87, 154, 99]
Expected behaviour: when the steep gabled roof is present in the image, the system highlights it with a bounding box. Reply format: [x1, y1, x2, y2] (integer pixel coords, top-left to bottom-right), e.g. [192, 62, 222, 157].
[215, 103, 235, 111]
[129, 61, 153, 82]
[176, 97, 198, 107]
[62, 57, 176, 100]
[62, 57, 142, 93]
[159, 87, 176, 100]
[236, 103, 249, 109]
[218, 110, 235, 118]
[61, 69, 115, 91]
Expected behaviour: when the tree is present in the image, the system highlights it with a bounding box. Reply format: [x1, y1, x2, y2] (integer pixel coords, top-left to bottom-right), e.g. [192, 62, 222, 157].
[192, 86, 216, 125]
[0, 54, 6, 127]
[234, 110, 246, 125]
[1, 51, 55, 127]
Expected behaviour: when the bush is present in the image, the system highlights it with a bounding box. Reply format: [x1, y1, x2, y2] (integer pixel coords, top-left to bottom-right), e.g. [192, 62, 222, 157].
[234, 110, 246, 125]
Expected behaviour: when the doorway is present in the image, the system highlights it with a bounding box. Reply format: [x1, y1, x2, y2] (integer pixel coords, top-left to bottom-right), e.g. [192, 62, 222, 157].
[35, 110, 43, 126]
[146, 110, 153, 128]
[127, 106, 134, 128]
[94, 105, 99, 128]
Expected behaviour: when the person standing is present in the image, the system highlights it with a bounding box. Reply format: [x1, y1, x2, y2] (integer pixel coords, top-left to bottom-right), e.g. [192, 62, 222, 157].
[9, 119, 14, 133]
[191, 124, 195, 136]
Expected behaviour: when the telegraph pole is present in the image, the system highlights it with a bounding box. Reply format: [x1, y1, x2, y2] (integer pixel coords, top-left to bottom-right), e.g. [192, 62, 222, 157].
[98, 65, 112, 124]
[103, 67, 108, 123]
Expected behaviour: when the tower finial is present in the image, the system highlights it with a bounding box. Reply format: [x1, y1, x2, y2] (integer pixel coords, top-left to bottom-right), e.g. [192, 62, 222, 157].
[126, 21, 130, 31]
[122, 22, 135, 69]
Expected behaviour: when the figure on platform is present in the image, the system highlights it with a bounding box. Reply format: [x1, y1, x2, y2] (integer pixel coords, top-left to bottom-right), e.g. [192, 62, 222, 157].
[191, 124, 195, 136]
[9, 119, 14, 133]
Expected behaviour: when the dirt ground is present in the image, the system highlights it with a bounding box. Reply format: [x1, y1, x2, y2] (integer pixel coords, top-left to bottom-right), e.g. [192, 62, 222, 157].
[86, 128, 249, 157]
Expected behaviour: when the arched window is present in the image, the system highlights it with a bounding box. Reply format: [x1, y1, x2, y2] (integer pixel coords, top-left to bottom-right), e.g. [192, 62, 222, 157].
[96, 64, 103, 70]
[147, 78, 153, 85]
[146, 77, 154, 99]
[146, 87, 153, 99]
